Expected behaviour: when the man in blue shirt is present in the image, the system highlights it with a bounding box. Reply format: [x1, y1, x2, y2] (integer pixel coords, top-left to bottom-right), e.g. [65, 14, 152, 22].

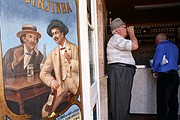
[151, 33, 179, 120]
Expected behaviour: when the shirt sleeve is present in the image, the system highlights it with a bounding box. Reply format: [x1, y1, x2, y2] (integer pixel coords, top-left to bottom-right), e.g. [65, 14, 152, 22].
[151, 45, 165, 71]
[110, 35, 132, 51]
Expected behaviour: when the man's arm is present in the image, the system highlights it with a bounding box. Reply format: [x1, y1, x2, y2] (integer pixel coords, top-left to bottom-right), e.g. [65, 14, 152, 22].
[127, 26, 139, 50]
[3, 47, 24, 76]
[40, 52, 55, 87]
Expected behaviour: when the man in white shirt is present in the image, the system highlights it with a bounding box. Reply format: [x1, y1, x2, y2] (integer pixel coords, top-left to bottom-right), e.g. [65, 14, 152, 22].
[107, 18, 138, 120]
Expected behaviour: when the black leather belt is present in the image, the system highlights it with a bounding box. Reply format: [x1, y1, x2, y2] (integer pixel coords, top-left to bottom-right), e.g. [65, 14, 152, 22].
[109, 62, 137, 69]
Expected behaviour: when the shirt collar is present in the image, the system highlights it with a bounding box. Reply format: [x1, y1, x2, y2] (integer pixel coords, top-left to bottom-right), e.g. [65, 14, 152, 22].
[157, 40, 169, 45]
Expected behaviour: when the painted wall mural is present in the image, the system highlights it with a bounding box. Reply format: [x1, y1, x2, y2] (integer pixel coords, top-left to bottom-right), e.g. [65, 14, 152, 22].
[0, 0, 82, 119]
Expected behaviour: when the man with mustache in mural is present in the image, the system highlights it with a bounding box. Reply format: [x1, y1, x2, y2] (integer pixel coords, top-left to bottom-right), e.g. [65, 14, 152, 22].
[40, 19, 79, 117]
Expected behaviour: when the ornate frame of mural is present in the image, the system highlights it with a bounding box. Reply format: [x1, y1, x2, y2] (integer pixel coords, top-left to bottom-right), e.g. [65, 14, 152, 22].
[0, 0, 83, 120]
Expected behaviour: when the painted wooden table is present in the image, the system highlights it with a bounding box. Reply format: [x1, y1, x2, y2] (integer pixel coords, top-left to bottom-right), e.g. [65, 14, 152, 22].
[4, 73, 50, 114]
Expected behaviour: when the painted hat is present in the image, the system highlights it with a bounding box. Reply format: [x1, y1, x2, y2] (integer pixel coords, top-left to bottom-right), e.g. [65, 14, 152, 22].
[47, 19, 69, 37]
[16, 24, 41, 39]
[110, 18, 125, 31]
